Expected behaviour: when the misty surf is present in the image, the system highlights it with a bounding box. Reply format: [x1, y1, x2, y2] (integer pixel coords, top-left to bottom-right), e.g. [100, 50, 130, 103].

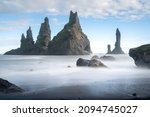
[0, 54, 150, 99]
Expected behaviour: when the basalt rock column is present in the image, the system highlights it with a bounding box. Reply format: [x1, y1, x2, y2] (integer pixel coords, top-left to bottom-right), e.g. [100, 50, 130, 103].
[107, 44, 111, 54]
[111, 28, 125, 54]
[35, 17, 51, 53]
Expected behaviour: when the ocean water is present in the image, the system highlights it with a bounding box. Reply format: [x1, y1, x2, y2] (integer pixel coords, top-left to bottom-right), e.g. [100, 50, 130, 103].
[0, 54, 150, 99]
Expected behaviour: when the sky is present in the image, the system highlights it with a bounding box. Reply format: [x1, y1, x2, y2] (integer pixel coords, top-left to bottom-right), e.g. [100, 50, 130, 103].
[0, 0, 150, 54]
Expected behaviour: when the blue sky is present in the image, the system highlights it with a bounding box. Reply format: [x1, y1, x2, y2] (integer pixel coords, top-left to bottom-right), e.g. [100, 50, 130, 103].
[0, 0, 150, 54]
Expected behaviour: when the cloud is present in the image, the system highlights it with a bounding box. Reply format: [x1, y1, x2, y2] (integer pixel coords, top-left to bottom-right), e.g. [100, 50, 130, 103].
[0, 0, 150, 20]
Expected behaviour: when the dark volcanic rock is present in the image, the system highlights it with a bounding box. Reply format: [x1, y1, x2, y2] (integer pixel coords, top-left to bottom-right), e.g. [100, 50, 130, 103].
[129, 44, 150, 68]
[4, 48, 21, 55]
[88, 59, 107, 67]
[48, 11, 92, 55]
[21, 27, 34, 53]
[35, 17, 51, 54]
[20, 33, 26, 49]
[76, 58, 107, 67]
[91, 55, 99, 60]
[5, 12, 92, 55]
[0, 78, 23, 93]
[100, 55, 115, 61]
[107, 44, 111, 54]
[5, 27, 35, 55]
[111, 28, 125, 54]
[24, 27, 35, 51]
[76, 58, 90, 66]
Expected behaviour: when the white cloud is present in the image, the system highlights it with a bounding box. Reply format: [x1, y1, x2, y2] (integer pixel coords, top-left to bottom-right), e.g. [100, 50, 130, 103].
[0, 0, 149, 20]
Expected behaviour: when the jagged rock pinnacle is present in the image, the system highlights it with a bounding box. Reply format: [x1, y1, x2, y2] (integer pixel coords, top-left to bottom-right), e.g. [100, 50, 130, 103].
[49, 11, 92, 55]
[107, 44, 111, 54]
[69, 11, 78, 24]
[115, 28, 121, 48]
[26, 26, 33, 41]
[111, 28, 125, 54]
[21, 33, 26, 41]
[64, 11, 82, 31]
[4, 12, 92, 55]
[44, 17, 49, 23]
[20, 33, 26, 48]
[36, 17, 51, 52]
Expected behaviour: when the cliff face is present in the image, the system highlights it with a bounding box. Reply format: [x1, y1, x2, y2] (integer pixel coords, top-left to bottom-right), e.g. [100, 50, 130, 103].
[129, 44, 150, 68]
[48, 11, 92, 55]
[5, 11, 92, 55]
[111, 28, 125, 54]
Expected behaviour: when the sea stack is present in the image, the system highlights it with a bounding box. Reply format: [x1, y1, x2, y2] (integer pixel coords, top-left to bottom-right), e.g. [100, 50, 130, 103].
[35, 17, 51, 54]
[111, 28, 125, 54]
[48, 11, 92, 55]
[5, 12, 92, 55]
[5, 27, 35, 55]
[107, 44, 111, 54]
[23, 27, 34, 53]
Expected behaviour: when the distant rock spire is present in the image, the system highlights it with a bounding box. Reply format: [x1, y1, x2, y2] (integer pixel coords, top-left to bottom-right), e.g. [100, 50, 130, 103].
[26, 26, 34, 42]
[107, 44, 111, 54]
[20, 33, 26, 49]
[36, 17, 51, 51]
[21, 33, 26, 41]
[111, 28, 125, 54]
[20, 27, 34, 53]
[115, 28, 121, 49]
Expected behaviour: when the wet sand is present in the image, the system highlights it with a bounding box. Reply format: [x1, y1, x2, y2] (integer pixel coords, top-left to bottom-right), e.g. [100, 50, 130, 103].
[0, 78, 150, 100]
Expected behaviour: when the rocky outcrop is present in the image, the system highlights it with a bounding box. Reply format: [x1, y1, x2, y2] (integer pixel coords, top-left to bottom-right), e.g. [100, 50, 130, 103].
[76, 57, 107, 67]
[108, 28, 125, 54]
[76, 58, 90, 66]
[48, 11, 92, 55]
[21, 27, 34, 54]
[129, 44, 150, 68]
[0, 78, 23, 94]
[88, 58, 107, 67]
[100, 55, 115, 61]
[91, 55, 99, 60]
[5, 27, 35, 55]
[35, 17, 51, 54]
[5, 11, 92, 55]
[107, 44, 111, 54]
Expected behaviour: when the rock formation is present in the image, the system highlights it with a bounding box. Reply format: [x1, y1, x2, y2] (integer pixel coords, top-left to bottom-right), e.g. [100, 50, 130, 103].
[20, 33, 26, 49]
[88, 58, 107, 67]
[100, 55, 115, 61]
[76, 57, 107, 67]
[35, 17, 51, 54]
[129, 44, 150, 68]
[0, 78, 23, 93]
[48, 11, 92, 55]
[5, 27, 35, 55]
[107, 44, 111, 54]
[5, 11, 92, 55]
[109, 28, 125, 54]
[76, 58, 90, 66]
[91, 55, 99, 60]
[22, 27, 34, 54]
